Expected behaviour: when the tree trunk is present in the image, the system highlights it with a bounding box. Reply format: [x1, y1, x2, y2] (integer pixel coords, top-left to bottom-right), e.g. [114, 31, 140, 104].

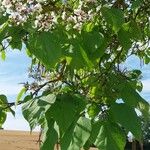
[139, 141, 143, 150]
[132, 140, 136, 150]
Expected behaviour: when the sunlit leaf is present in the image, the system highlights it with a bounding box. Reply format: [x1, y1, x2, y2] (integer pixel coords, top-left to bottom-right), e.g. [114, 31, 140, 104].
[16, 87, 26, 106]
[0, 109, 7, 128]
[1, 50, 6, 61]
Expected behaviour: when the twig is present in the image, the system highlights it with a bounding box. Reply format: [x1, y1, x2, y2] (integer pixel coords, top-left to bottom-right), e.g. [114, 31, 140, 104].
[2, 101, 23, 111]
[32, 60, 66, 96]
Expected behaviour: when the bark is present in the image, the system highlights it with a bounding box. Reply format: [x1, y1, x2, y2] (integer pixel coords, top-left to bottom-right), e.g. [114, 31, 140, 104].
[132, 140, 136, 150]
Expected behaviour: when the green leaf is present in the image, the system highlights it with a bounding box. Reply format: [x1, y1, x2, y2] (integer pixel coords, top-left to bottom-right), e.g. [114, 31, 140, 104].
[48, 94, 86, 134]
[41, 119, 58, 150]
[116, 79, 137, 104]
[129, 21, 143, 41]
[118, 28, 132, 51]
[132, 69, 142, 79]
[136, 81, 143, 92]
[84, 121, 101, 149]
[138, 101, 150, 119]
[8, 26, 26, 50]
[0, 94, 8, 104]
[0, 15, 8, 25]
[83, 22, 95, 32]
[67, 31, 107, 69]
[79, 46, 94, 69]
[67, 40, 88, 69]
[16, 87, 26, 106]
[22, 99, 42, 130]
[87, 103, 100, 118]
[0, 109, 7, 128]
[28, 32, 63, 69]
[94, 121, 126, 150]
[23, 95, 33, 103]
[22, 94, 55, 130]
[1, 50, 6, 61]
[0, 22, 8, 43]
[60, 118, 78, 150]
[118, 81, 150, 118]
[144, 55, 150, 64]
[102, 7, 125, 33]
[144, 26, 150, 38]
[69, 117, 91, 150]
[25, 48, 32, 57]
[131, 0, 142, 10]
[109, 103, 142, 140]
[0, 95, 15, 116]
[81, 31, 107, 61]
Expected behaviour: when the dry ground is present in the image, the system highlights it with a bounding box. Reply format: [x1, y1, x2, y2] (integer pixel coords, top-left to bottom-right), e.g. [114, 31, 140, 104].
[0, 130, 97, 150]
[0, 130, 39, 150]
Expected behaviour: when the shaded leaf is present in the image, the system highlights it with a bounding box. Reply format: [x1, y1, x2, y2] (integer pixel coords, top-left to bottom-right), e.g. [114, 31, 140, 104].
[60, 118, 78, 150]
[118, 28, 132, 51]
[41, 119, 58, 150]
[109, 103, 142, 140]
[68, 117, 91, 150]
[118, 81, 150, 118]
[28, 32, 63, 69]
[81, 31, 107, 61]
[131, 0, 142, 10]
[0, 94, 8, 104]
[95, 121, 126, 150]
[102, 7, 124, 33]
[48, 94, 86, 134]
[22, 94, 55, 130]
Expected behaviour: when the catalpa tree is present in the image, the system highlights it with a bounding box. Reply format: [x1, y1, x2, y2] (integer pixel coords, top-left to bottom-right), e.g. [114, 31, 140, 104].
[0, 0, 150, 150]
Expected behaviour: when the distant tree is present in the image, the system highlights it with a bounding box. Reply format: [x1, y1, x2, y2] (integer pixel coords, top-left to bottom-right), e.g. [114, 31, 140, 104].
[141, 115, 150, 145]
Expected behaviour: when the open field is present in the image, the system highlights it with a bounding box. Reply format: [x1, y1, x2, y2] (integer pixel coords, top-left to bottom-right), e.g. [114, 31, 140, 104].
[0, 130, 97, 150]
[0, 130, 39, 150]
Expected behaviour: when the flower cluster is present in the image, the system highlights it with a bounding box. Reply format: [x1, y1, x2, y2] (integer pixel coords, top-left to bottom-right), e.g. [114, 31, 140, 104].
[34, 12, 57, 31]
[1, 0, 43, 25]
[62, 1, 100, 30]
[0, 0, 99, 31]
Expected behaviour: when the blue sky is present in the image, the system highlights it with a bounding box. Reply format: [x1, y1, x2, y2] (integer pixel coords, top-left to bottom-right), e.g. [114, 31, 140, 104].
[0, 50, 39, 131]
[125, 56, 150, 100]
[0, 50, 150, 131]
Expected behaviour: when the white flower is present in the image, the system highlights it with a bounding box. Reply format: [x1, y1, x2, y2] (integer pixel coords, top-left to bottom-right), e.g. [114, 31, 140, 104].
[2, 0, 11, 6]
[33, 3, 42, 12]
[0, 0, 98, 31]
[61, 11, 66, 20]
